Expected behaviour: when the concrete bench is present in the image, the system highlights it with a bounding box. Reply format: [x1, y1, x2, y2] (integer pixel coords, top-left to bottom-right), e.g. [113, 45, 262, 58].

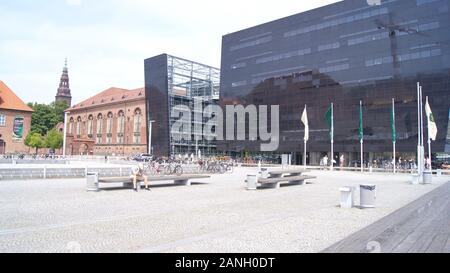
[268, 169, 310, 178]
[90, 174, 211, 191]
[258, 175, 317, 189]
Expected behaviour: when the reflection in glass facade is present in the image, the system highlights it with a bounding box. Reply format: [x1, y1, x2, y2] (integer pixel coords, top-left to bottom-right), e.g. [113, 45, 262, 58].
[220, 0, 450, 164]
[145, 54, 220, 157]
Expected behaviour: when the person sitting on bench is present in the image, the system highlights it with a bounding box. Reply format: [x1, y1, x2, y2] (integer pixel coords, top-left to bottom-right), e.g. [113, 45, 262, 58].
[131, 164, 150, 191]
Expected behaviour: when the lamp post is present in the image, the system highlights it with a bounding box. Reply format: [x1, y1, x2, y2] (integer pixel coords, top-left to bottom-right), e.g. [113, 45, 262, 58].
[63, 111, 69, 157]
[148, 120, 155, 155]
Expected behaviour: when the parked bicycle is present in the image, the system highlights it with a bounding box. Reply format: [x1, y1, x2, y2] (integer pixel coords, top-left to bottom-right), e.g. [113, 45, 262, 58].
[164, 160, 184, 176]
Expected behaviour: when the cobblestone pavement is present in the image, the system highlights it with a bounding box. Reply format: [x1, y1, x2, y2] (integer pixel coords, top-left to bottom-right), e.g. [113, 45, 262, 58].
[0, 168, 448, 253]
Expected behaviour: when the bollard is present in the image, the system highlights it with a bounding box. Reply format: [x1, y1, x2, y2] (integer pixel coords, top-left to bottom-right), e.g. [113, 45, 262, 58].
[43, 165, 47, 179]
[422, 171, 432, 184]
[246, 174, 258, 190]
[360, 184, 376, 208]
[86, 172, 99, 192]
[339, 186, 355, 209]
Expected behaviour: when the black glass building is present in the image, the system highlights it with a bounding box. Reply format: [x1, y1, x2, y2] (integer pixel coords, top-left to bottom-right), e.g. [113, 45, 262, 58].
[219, 0, 450, 164]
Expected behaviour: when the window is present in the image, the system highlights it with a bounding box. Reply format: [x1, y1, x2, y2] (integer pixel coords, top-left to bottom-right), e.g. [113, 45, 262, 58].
[0, 114, 6, 127]
[318, 42, 340, 52]
[76, 117, 82, 137]
[232, 80, 247, 88]
[69, 118, 74, 134]
[231, 62, 247, 69]
[87, 115, 94, 137]
[106, 112, 113, 144]
[96, 114, 103, 144]
[133, 109, 142, 144]
[117, 111, 125, 144]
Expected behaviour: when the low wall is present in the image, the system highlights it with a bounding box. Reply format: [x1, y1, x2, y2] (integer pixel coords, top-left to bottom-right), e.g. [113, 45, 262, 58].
[0, 167, 132, 181]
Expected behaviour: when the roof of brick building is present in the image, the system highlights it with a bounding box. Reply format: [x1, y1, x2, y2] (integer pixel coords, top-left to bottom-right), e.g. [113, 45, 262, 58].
[68, 87, 145, 111]
[0, 81, 34, 112]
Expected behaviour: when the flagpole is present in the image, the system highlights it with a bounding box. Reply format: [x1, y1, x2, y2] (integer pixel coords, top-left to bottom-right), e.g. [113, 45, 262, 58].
[417, 82, 421, 176]
[392, 98, 396, 174]
[63, 111, 68, 157]
[360, 100, 363, 173]
[426, 96, 432, 171]
[304, 105, 307, 169]
[301, 104, 309, 169]
[420, 86, 425, 175]
[331, 103, 334, 171]
[304, 139, 307, 169]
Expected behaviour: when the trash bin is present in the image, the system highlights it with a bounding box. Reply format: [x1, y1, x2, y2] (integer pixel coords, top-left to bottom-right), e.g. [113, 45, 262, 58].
[360, 184, 376, 208]
[260, 168, 269, 179]
[437, 169, 442, 177]
[246, 174, 258, 190]
[423, 171, 432, 184]
[86, 172, 99, 192]
[339, 186, 355, 209]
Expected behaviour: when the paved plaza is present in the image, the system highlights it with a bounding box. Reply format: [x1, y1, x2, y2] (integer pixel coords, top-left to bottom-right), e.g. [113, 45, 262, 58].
[0, 167, 448, 253]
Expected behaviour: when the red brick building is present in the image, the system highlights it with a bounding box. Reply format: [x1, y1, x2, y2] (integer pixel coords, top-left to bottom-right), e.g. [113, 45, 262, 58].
[0, 81, 34, 154]
[64, 87, 147, 156]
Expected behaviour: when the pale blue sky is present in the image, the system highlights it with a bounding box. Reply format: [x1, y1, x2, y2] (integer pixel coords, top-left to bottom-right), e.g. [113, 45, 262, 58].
[0, 0, 340, 104]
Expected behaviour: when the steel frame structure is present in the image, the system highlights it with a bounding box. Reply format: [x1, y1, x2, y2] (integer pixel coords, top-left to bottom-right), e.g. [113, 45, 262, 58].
[166, 55, 220, 156]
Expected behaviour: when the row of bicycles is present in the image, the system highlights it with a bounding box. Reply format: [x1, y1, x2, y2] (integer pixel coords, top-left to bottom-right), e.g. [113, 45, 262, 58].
[142, 159, 234, 176]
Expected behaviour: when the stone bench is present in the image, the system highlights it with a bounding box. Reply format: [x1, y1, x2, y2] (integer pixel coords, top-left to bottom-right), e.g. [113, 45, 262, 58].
[258, 175, 317, 189]
[88, 174, 211, 191]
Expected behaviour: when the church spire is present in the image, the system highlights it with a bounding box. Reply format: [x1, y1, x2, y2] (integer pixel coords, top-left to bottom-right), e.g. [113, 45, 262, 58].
[55, 59, 72, 107]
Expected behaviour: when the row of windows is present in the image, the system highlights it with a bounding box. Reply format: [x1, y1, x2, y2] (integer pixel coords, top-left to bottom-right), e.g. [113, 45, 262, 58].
[349, 20, 440, 48]
[318, 63, 350, 73]
[229, 36, 272, 51]
[250, 65, 306, 85]
[230, 46, 442, 88]
[417, 0, 440, 6]
[365, 48, 442, 67]
[255, 48, 311, 64]
[230, 19, 442, 74]
[318, 42, 340, 52]
[284, 7, 389, 38]
[69, 110, 142, 139]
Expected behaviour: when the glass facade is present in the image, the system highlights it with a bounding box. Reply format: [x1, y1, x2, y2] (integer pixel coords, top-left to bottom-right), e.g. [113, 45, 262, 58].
[219, 0, 450, 163]
[145, 54, 220, 157]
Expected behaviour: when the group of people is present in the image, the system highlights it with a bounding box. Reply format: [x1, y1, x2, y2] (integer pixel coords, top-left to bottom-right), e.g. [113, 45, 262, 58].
[320, 155, 343, 167]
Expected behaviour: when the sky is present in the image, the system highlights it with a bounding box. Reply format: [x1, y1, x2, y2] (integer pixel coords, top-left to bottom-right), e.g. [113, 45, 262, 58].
[0, 0, 340, 105]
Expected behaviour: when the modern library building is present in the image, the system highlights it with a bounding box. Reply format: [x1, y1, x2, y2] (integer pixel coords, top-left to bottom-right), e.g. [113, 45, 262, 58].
[219, 0, 450, 165]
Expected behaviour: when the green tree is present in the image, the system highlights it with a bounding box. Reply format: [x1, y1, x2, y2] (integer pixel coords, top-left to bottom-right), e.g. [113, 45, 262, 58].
[25, 132, 45, 155]
[27, 101, 68, 135]
[45, 129, 63, 151]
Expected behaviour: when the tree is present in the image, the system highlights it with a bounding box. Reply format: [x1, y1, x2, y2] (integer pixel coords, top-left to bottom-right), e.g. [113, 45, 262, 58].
[27, 101, 68, 135]
[25, 132, 45, 155]
[45, 129, 63, 151]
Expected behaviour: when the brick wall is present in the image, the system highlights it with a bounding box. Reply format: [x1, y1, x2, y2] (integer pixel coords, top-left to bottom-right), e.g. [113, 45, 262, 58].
[0, 109, 32, 154]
